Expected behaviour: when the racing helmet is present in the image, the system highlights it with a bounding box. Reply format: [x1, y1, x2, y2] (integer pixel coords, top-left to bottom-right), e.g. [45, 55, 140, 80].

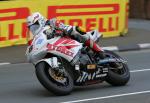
[27, 12, 47, 35]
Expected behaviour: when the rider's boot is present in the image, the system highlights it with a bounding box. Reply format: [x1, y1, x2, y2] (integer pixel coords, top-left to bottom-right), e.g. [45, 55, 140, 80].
[85, 39, 116, 65]
[85, 39, 106, 59]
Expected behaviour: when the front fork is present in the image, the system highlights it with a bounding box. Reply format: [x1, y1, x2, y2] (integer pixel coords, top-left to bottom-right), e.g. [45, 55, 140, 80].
[35, 57, 60, 68]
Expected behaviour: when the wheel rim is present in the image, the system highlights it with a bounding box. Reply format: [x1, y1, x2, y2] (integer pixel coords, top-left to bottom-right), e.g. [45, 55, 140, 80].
[48, 68, 67, 84]
[43, 59, 70, 87]
[105, 53, 127, 75]
[110, 63, 127, 75]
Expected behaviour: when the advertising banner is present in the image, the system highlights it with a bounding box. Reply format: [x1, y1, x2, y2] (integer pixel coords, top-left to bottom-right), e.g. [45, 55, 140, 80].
[0, 0, 129, 47]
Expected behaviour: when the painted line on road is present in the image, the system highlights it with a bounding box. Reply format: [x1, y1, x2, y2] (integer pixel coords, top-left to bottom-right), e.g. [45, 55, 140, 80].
[102, 43, 150, 52]
[138, 43, 150, 49]
[102, 46, 118, 51]
[1, 62, 150, 73]
[61, 68, 150, 103]
[130, 68, 150, 73]
[0, 62, 150, 73]
[0, 62, 11, 66]
[61, 90, 150, 103]
[1, 61, 150, 73]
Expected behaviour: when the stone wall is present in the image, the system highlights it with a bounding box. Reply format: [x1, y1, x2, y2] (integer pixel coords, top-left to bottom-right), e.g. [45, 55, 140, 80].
[130, 0, 150, 19]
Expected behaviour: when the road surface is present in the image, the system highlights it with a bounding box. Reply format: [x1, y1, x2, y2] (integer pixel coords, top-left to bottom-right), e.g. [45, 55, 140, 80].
[0, 50, 150, 103]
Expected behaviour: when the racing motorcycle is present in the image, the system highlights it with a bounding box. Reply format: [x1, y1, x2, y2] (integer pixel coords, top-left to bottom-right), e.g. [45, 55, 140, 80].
[26, 26, 130, 95]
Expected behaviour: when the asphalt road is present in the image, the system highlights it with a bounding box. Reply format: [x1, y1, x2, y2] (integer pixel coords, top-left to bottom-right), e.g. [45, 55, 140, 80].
[0, 50, 150, 103]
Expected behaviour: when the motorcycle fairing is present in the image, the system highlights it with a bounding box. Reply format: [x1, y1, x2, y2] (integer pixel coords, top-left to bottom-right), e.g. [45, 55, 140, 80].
[26, 26, 83, 63]
[46, 36, 83, 62]
[74, 64, 108, 85]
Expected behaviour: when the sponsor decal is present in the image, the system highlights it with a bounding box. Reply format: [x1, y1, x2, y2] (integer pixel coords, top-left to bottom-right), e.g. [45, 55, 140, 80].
[76, 67, 108, 83]
[0, 0, 128, 47]
[87, 64, 96, 70]
[48, 4, 119, 17]
[48, 4, 120, 32]
[0, 7, 29, 41]
[36, 38, 43, 45]
[47, 43, 74, 57]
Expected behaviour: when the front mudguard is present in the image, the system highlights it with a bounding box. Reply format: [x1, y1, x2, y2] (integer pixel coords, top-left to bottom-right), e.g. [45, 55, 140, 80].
[35, 57, 59, 68]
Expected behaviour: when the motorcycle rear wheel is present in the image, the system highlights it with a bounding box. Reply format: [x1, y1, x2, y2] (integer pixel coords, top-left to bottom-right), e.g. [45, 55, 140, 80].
[35, 61, 74, 96]
[104, 50, 130, 86]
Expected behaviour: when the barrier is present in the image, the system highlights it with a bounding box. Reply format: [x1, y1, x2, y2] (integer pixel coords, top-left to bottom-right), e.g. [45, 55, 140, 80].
[0, 0, 129, 47]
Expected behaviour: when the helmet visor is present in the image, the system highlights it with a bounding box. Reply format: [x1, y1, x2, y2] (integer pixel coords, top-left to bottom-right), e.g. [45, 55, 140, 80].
[29, 24, 40, 35]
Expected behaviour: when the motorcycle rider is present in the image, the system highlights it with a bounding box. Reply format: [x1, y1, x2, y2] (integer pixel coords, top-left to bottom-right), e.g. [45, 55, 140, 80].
[27, 12, 106, 60]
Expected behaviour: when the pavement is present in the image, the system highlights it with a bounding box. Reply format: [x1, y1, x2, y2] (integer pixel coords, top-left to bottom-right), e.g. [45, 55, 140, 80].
[100, 19, 150, 51]
[0, 19, 150, 64]
[0, 49, 150, 103]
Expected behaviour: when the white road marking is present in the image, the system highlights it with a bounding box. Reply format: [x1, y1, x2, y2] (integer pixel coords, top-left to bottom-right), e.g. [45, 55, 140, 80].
[130, 68, 150, 73]
[61, 90, 150, 103]
[0, 62, 11, 66]
[102, 46, 118, 51]
[138, 43, 150, 49]
[0, 62, 150, 73]
[61, 68, 150, 103]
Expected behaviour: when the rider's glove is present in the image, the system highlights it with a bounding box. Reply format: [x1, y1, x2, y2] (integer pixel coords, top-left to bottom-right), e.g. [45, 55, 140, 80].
[45, 29, 53, 35]
[44, 29, 54, 39]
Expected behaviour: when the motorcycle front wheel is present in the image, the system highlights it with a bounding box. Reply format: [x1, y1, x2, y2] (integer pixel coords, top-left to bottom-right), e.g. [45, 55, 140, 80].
[35, 60, 74, 96]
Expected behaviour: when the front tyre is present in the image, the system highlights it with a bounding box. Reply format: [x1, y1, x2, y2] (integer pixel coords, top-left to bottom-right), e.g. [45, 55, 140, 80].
[104, 50, 130, 86]
[35, 61, 74, 96]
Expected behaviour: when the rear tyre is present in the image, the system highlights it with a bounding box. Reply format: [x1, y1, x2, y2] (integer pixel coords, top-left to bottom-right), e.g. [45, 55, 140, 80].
[104, 50, 130, 86]
[35, 61, 74, 96]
